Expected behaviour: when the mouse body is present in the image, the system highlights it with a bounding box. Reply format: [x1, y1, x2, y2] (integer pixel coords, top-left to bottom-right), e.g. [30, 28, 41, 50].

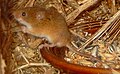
[13, 7, 101, 62]
[13, 7, 71, 47]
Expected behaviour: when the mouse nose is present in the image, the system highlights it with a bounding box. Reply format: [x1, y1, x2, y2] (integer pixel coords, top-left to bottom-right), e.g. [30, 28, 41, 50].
[12, 11, 17, 17]
[12, 12, 16, 19]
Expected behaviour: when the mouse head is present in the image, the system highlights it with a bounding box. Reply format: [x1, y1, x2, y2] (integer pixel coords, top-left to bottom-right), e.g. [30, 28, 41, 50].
[13, 7, 47, 29]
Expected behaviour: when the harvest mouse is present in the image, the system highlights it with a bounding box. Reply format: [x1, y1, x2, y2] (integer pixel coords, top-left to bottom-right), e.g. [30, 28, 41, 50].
[13, 7, 101, 62]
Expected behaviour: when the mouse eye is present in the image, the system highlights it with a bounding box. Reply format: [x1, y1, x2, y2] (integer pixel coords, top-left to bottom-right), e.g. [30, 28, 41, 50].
[22, 12, 26, 16]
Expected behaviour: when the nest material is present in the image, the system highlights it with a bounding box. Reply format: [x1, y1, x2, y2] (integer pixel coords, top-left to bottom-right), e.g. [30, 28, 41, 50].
[1, 0, 120, 74]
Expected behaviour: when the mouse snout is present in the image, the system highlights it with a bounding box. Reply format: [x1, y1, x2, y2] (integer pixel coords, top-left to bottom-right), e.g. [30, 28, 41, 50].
[12, 11, 22, 23]
[12, 10, 22, 19]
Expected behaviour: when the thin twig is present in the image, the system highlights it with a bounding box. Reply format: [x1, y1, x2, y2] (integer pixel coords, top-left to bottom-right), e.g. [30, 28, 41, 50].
[13, 63, 50, 72]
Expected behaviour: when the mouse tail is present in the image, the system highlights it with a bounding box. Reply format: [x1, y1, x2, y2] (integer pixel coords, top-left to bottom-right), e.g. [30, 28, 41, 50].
[66, 42, 102, 63]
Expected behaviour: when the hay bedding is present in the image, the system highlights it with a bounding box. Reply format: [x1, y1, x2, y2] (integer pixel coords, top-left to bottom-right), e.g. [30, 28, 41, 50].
[0, 0, 120, 74]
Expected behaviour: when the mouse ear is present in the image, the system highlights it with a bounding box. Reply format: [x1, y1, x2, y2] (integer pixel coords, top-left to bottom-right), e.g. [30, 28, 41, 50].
[36, 11, 45, 20]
